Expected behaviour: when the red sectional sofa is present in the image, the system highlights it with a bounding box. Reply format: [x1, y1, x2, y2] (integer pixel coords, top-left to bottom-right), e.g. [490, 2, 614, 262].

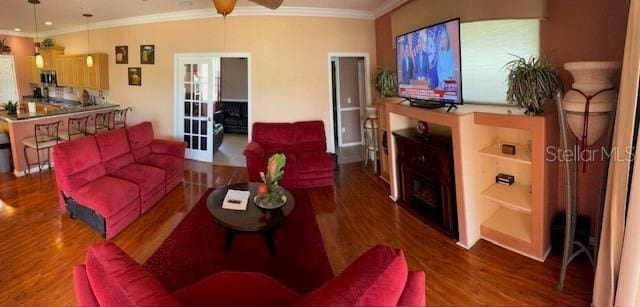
[244, 121, 334, 189]
[53, 122, 186, 239]
[74, 242, 426, 306]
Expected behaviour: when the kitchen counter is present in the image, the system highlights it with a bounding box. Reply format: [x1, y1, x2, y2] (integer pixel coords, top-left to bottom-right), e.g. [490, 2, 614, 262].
[0, 99, 119, 123]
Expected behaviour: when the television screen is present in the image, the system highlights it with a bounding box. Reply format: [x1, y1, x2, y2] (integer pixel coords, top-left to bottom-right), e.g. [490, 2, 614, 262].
[396, 18, 462, 104]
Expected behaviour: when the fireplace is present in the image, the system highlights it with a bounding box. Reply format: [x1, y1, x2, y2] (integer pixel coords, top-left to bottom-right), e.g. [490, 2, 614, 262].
[393, 129, 457, 238]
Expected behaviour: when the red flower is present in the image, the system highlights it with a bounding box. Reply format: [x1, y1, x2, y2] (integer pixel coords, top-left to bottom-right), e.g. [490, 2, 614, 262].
[257, 183, 269, 195]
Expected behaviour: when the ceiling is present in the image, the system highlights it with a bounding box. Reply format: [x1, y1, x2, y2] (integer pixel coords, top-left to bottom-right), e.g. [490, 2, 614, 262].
[0, 0, 400, 35]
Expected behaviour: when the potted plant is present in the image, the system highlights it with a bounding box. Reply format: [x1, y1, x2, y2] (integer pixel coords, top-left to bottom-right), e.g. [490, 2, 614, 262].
[505, 56, 564, 115]
[2, 101, 18, 115]
[40, 38, 54, 49]
[374, 67, 397, 99]
[255, 153, 287, 209]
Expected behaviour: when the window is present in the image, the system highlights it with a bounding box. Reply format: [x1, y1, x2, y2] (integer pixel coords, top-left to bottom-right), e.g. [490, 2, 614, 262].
[461, 19, 540, 104]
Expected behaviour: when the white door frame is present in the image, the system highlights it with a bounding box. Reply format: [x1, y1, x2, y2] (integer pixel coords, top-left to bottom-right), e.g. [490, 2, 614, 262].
[327, 52, 371, 153]
[173, 52, 252, 157]
[0, 55, 19, 104]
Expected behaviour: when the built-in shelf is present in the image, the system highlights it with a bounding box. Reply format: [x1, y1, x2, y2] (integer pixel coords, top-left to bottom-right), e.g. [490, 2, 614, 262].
[481, 207, 532, 243]
[479, 143, 531, 165]
[480, 183, 532, 214]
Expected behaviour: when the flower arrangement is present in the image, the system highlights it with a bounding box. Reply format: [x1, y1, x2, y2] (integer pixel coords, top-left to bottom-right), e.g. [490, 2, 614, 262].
[255, 153, 287, 209]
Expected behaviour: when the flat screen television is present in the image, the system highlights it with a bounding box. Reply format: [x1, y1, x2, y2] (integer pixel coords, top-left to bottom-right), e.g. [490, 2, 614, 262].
[396, 18, 462, 108]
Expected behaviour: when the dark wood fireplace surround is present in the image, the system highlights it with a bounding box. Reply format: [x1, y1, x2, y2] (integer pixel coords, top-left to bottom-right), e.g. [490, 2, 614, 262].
[393, 129, 458, 238]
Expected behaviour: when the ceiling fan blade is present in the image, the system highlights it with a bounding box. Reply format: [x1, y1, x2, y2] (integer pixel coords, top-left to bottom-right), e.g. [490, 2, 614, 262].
[248, 0, 283, 10]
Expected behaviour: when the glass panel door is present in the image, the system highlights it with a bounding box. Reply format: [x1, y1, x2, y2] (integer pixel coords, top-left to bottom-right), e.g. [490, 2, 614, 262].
[177, 57, 218, 162]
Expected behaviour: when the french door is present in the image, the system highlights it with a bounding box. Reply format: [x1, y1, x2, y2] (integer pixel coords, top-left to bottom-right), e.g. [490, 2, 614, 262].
[176, 56, 219, 162]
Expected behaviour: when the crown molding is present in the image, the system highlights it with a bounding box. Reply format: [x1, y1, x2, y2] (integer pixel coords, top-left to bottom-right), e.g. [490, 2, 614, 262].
[0, 30, 35, 38]
[374, 0, 409, 18]
[3, 6, 374, 38]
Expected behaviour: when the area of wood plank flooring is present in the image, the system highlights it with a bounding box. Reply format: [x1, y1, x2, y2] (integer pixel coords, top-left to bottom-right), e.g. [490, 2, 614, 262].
[0, 161, 593, 305]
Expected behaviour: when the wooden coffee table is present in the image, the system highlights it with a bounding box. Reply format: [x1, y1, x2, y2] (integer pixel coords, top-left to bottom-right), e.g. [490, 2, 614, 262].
[207, 182, 295, 256]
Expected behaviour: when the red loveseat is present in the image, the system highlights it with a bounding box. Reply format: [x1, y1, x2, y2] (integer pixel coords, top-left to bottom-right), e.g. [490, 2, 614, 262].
[74, 242, 426, 306]
[244, 121, 334, 189]
[53, 122, 186, 239]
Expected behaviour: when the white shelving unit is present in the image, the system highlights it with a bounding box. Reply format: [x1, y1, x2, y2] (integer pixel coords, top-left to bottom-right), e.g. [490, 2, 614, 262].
[478, 143, 532, 165]
[481, 207, 532, 243]
[480, 182, 532, 214]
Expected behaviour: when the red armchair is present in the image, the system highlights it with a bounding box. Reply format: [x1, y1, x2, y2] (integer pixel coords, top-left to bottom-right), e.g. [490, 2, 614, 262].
[244, 121, 334, 189]
[53, 122, 186, 239]
[73, 242, 426, 306]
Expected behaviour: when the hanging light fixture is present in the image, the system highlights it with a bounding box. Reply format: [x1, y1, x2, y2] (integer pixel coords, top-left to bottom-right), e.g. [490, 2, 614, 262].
[28, 0, 44, 68]
[213, 0, 237, 17]
[83, 13, 94, 67]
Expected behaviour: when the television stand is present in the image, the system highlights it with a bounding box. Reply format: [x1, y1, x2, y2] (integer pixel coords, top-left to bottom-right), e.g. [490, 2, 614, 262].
[408, 99, 458, 113]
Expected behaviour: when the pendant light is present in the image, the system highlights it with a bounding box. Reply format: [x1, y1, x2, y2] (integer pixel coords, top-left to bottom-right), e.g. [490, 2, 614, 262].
[213, 0, 237, 17]
[83, 13, 94, 67]
[28, 0, 44, 69]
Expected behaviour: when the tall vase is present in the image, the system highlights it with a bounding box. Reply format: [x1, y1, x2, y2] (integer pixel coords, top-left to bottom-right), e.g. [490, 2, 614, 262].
[562, 61, 621, 146]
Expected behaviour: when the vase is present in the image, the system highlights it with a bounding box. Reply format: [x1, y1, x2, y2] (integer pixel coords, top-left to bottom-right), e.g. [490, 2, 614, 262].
[254, 186, 287, 210]
[562, 61, 621, 146]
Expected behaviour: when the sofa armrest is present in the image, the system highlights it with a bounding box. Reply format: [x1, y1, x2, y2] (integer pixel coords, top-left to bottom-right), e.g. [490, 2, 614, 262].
[398, 271, 426, 306]
[73, 265, 99, 307]
[151, 139, 187, 159]
[243, 142, 265, 182]
[243, 141, 264, 158]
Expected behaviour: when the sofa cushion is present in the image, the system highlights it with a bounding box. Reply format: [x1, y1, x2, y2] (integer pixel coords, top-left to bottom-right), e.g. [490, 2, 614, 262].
[398, 271, 426, 306]
[126, 122, 154, 160]
[94, 129, 135, 173]
[295, 152, 334, 174]
[138, 154, 183, 181]
[84, 242, 180, 306]
[113, 163, 165, 197]
[73, 176, 140, 218]
[174, 272, 302, 307]
[295, 245, 408, 306]
[252, 123, 294, 153]
[292, 121, 327, 153]
[53, 136, 106, 192]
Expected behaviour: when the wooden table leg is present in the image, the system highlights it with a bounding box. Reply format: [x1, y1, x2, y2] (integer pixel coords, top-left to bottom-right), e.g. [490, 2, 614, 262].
[223, 228, 234, 254]
[262, 229, 276, 256]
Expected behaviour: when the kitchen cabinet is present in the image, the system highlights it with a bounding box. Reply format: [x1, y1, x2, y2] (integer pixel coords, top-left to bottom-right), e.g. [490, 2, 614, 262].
[25, 56, 40, 83]
[40, 47, 64, 70]
[54, 54, 109, 90]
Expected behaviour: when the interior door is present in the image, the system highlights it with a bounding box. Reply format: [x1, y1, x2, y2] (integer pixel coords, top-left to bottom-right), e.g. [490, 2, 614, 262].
[0, 55, 19, 104]
[177, 56, 218, 162]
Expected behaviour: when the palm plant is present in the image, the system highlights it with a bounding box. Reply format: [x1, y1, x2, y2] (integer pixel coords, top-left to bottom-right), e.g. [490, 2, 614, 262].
[374, 67, 397, 99]
[505, 56, 564, 114]
[2, 101, 18, 115]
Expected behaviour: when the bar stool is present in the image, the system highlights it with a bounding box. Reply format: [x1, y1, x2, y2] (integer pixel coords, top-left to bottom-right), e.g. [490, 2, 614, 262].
[88, 110, 114, 135]
[363, 106, 379, 173]
[23, 121, 61, 175]
[110, 107, 132, 129]
[60, 115, 91, 141]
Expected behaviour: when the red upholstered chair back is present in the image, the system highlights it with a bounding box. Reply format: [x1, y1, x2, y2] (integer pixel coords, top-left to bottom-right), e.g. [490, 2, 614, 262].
[94, 129, 135, 173]
[251, 122, 295, 153]
[126, 122, 154, 160]
[80, 242, 180, 306]
[53, 136, 107, 195]
[292, 121, 327, 153]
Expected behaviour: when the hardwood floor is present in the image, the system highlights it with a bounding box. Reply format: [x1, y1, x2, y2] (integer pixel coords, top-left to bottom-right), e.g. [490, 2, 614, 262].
[0, 161, 593, 305]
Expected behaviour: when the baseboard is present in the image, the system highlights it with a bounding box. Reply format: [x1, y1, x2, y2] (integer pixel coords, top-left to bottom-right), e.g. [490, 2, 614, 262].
[480, 236, 551, 262]
[13, 163, 54, 177]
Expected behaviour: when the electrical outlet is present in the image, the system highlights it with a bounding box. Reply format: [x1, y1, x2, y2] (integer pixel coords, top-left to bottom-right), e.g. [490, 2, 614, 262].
[347, 98, 352, 104]
[341, 127, 346, 133]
